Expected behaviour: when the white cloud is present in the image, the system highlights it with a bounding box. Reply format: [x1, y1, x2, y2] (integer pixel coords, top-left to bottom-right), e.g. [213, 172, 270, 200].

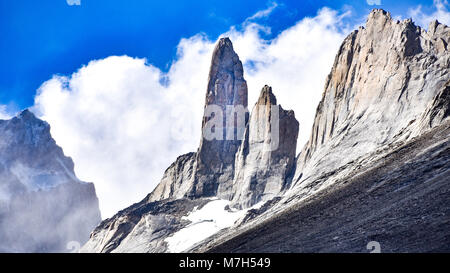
[67, 0, 81, 6]
[246, 1, 279, 21]
[33, 7, 350, 218]
[0, 105, 12, 120]
[367, 0, 381, 5]
[33, 37, 213, 218]
[408, 0, 450, 27]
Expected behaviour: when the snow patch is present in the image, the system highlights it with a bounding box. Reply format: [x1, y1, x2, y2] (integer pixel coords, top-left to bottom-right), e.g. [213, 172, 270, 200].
[165, 199, 260, 252]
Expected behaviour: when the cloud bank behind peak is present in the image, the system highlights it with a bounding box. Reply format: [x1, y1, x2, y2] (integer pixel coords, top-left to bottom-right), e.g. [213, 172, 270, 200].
[32, 2, 447, 218]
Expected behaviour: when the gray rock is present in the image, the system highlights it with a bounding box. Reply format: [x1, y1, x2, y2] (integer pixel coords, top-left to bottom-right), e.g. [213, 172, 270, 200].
[146, 38, 249, 202]
[147, 152, 196, 202]
[80, 197, 210, 253]
[231, 85, 299, 209]
[292, 9, 450, 189]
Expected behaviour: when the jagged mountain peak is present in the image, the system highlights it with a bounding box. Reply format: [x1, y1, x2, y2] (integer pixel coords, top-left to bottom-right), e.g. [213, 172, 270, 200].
[0, 111, 101, 252]
[17, 109, 38, 119]
[366, 8, 392, 24]
[257, 85, 277, 106]
[231, 85, 299, 209]
[0, 109, 75, 174]
[216, 37, 233, 49]
[206, 37, 246, 105]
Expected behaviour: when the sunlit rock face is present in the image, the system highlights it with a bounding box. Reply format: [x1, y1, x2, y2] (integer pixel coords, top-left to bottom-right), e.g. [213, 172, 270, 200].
[293, 9, 450, 186]
[0, 110, 101, 252]
[231, 85, 299, 209]
[190, 11, 450, 254]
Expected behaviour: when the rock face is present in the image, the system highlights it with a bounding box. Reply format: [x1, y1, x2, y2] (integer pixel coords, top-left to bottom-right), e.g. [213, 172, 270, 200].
[82, 9, 450, 253]
[231, 86, 299, 209]
[0, 110, 101, 252]
[293, 9, 450, 187]
[192, 37, 249, 199]
[147, 153, 196, 202]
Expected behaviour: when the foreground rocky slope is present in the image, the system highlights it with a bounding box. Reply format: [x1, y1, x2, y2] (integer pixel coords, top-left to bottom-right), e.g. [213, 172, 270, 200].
[83, 9, 449, 253]
[0, 110, 101, 252]
[193, 120, 450, 252]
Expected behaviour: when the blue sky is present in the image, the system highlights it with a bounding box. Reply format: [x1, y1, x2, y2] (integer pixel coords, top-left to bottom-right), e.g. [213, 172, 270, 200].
[0, 0, 443, 112]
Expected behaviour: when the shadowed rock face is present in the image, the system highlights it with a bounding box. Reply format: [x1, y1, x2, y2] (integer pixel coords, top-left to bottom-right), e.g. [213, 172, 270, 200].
[0, 110, 101, 252]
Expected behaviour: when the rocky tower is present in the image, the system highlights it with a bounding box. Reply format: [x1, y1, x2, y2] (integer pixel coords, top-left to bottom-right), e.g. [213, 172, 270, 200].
[147, 39, 294, 205]
[231, 86, 299, 208]
[0, 110, 101, 252]
[191, 37, 249, 199]
[81, 39, 298, 253]
[147, 38, 249, 202]
[292, 9, 450, 186]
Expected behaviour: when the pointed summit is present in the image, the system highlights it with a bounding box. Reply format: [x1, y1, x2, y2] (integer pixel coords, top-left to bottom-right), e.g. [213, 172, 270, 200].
[146, 37, 249, 202]
[205, 37, 247, 107]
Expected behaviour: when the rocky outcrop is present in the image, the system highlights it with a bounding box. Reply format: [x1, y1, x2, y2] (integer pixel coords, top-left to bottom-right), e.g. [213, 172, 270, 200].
[0, 110, 101, 252]
[231, 86, 299, 209]
[147, 153, 196, 202]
